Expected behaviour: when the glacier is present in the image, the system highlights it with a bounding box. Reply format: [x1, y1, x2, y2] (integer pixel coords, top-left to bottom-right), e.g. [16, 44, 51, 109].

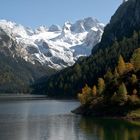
[0, 17, 104, 70]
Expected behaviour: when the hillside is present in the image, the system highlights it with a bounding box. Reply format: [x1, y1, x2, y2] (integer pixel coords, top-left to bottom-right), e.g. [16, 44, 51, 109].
[73, 48, 140, 119]
[92, 0, 140, 53]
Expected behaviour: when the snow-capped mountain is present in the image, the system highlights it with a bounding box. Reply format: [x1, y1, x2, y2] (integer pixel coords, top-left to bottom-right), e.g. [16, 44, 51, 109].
[0, 17, 104, 69]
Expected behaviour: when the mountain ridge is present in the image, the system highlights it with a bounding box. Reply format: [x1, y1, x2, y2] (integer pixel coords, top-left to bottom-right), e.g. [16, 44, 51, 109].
[43, 0, 140, 98]
[0, 17, 104, 70]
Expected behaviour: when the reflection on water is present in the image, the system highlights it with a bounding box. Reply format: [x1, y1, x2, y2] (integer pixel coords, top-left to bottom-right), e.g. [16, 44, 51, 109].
[0, 100, 140, 140]
[79, 117, 140, 140]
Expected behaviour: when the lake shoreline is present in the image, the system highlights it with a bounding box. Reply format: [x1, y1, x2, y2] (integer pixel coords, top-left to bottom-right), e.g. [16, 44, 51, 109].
[72, 104, 140, 121]
[0, 94, 79, 102]
[0, 94, 48, 101]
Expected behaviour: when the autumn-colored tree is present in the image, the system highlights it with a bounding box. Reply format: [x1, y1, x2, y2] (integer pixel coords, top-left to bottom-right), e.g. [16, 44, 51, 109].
[117, 55, 126, 75]
[130, 74, 138, 85]
[131, 48, 140, 71]
[111, 83, 128, 104]
[129, 89, 140, 104]
[92, 85, 97, 96]
[125, 63, 134, 72]
[78, 84, 92, 104]
[78, 48, 140, 106]
[104, 69, 113, 81]
[82, 84, 91, 95]
[133, 89, 138, 95]
[111, 92, 118, 103]
[117, 83, 128, 102]
[98, 78, 105, 95]
[114, 68, 119, 78]
[78, 94, 85, 105]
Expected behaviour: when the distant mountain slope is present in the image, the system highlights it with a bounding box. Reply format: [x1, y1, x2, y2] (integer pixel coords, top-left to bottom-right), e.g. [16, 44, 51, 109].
[43, 0, 140, 98]
[0, 28, 55, 93]
[0, 17, 103, 93]
[0, 17, 104, 70]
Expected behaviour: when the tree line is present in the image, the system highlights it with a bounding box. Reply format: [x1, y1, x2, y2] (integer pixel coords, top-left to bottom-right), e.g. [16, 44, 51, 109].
[45, 31, 140, 98]
[78, 48, 140, 106]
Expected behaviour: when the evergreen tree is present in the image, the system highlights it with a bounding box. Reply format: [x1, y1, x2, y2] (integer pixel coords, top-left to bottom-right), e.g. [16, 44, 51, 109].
[74, 63, 82, 78]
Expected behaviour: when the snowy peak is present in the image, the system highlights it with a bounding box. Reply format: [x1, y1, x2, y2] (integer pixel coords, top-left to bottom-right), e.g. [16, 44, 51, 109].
[71, 20, 85, 33]
[70, 17, 104, 33]
[62, 21, 72, 34]
[0, 17, 104, 70]
[0, 20, 34, 37]
[83, 17, 100, 31]
[123, 0, 128, 2]
[35, 26, 48, 33]
[59, 17, 104, 34]
[49, 24, 61, 32]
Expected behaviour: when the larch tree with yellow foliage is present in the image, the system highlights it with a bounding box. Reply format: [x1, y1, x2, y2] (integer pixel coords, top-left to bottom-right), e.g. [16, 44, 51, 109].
[117, 55, 126, 75]
[131, 48, 140, 71]
[104, 69, 113, 81]
[98, 78, 105, 95]
[125, 63, 134, 72]
[92, 85, 97, 96]
[78, 84, 92, 104]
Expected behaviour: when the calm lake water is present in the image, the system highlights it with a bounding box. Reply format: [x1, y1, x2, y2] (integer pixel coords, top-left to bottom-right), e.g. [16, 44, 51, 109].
[0, 100, 140, 140]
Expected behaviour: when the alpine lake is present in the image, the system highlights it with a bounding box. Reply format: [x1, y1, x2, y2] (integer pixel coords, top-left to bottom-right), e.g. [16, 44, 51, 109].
[0, 97, 139, 140]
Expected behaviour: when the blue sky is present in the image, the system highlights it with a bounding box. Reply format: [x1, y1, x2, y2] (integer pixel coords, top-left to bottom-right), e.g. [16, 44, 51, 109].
[0, 0, 122, 28]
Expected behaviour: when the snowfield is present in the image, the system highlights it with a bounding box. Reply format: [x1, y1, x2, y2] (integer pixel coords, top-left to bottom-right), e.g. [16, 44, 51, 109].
[0, 17, 104, 69]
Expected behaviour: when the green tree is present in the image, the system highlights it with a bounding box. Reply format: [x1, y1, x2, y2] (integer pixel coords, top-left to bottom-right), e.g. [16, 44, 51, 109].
[74, 63, 82, 78]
